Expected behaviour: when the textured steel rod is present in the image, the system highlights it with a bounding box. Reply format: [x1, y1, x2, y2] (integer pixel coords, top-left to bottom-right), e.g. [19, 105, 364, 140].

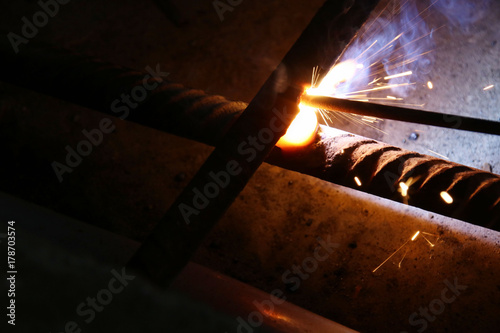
[1, 39, 498, 230]
[0, 37, 246, 147]
[301, 95, 500, 135]
[267, 126, 500, 230]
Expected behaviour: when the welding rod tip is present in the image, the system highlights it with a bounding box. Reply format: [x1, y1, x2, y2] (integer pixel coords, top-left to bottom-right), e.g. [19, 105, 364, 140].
[300, 95, 500, 136]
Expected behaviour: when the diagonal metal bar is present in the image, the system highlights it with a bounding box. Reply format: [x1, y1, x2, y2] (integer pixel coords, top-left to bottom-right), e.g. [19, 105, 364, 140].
[127, 0, 380, 286]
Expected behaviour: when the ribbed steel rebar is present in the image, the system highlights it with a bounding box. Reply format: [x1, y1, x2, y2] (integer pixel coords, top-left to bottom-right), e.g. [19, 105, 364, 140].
[0, 37, 246, 146]
[0, 37, 498, 231]
[267, 129, 500, 229]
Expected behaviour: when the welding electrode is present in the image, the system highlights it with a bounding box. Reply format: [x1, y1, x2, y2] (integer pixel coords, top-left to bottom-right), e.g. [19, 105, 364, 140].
[300, 94, 500, 136]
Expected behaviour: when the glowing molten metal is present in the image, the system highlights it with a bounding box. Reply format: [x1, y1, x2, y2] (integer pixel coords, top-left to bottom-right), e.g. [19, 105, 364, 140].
[276, 60, 360, 150]
[276, 104, 318, 150]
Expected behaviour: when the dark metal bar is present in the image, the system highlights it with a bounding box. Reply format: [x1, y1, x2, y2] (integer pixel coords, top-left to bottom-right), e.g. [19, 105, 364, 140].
[301, 95, 500, 135]
[126, 0, 380, 286]
[0, 35, 246, 147]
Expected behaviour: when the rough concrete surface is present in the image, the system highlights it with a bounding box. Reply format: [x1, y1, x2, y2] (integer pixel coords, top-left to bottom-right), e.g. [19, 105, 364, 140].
[366, 1, 500, 173]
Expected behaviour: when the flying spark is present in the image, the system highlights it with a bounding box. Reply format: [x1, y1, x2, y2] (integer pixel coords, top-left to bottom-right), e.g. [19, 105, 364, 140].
[483, 84, 494, 91]
[384, 70, 413, 80]
[399, 182, 409, 197]
[440, 191, 453, 204]
[372, 230, 438, 273]
[422, 234, 435, 247]
[397, 177, 419, 203]
[427, 149, 449, 160]
[300, 0, 444, 135]
[372, 239, 410, 273]
[421, 231, 440, 247]
[398, 249, 408, 268]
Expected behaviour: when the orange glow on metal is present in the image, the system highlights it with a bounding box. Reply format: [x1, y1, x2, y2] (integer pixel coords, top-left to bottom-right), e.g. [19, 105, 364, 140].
[276, 104, 318, 150]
